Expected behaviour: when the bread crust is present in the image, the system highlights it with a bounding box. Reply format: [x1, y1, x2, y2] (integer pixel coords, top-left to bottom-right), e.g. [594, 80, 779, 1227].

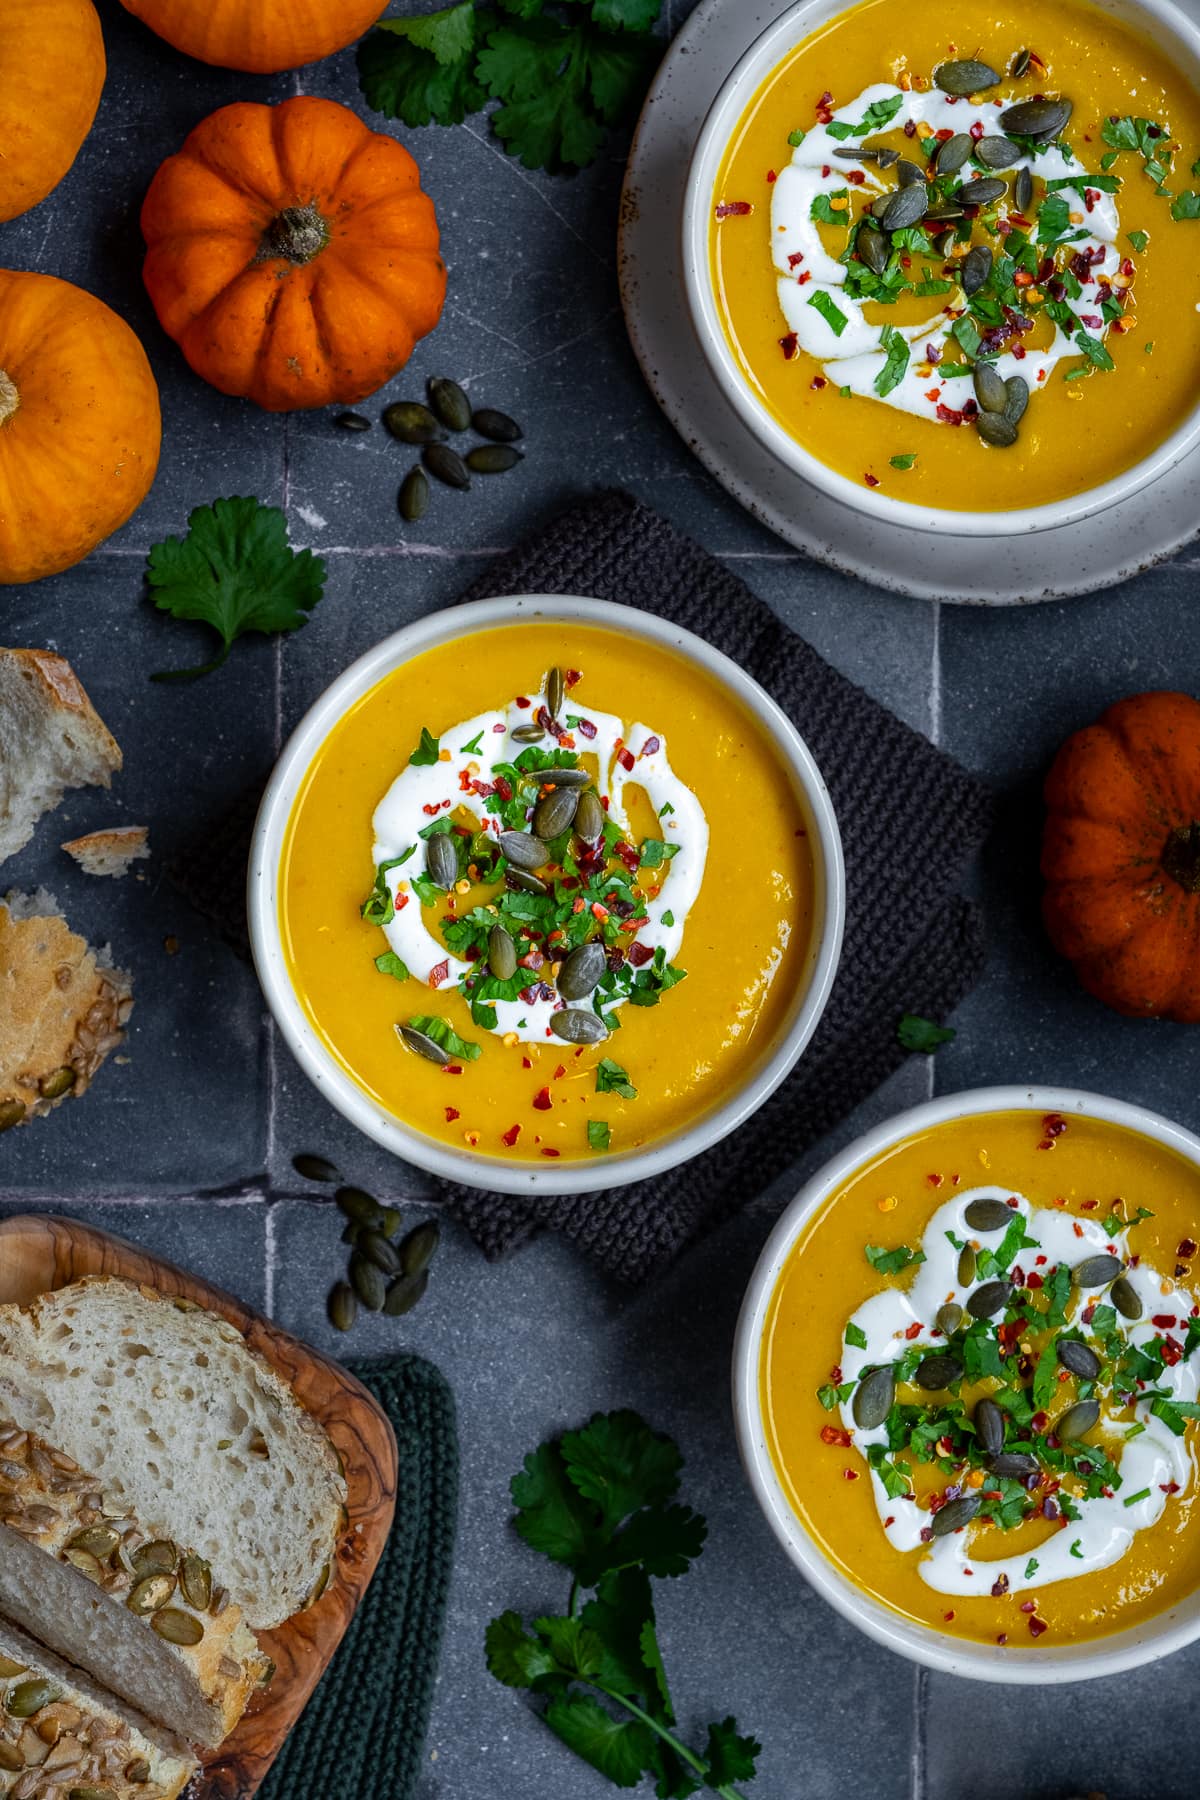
[61, 826, 150, 878]
[0, 650, 122, 868]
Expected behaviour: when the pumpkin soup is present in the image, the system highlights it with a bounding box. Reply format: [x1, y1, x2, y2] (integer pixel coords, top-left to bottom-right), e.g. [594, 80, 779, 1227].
[279, 622, 815, 1164]
[711, 0, 1200, 508]
[762, 1108, 1200, 1646]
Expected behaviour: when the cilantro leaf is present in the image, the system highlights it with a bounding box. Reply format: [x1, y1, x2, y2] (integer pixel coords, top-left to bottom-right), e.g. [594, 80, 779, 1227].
[1172, 191, 1200, 221]
[485, 1610, 562, 1688]
[357, 3, 486, 128]
[890, 453, 917, 471]
[561, 1411, 682, 1530]
[845, 1321, 868, 1350]
[703, 1718, 762, 1787]
[638, 838, 680, 869]
[406, 1015, 480, 1061]
[544, 1695, 655, 1788]
[807, 290, 849, 337]
[148, 497, 325, 681]
[897, 1014, 955, 1053]
[1032, 1337, 1060, 1410]
[811, 189, 850, 225]
[409, 726, 441, 766]
[374, 951, 411, 982]
[512, 1442, 604, 1571]
[875, 325, 910, 398]
[865, 1243, 925, 1276]
[478, 14, 656, 173]
[596, 1058, 638, 1099]
[588, 1119, 612, 1153]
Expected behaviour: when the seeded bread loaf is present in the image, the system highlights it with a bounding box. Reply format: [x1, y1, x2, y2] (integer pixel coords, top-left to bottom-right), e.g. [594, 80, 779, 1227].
[0, 1417, 267, 1748]
[0, 1614, 196, 1800]
[0, 1278, 347, 1631]
[61, 827, 150, 880]
[0, 650, 121, 868]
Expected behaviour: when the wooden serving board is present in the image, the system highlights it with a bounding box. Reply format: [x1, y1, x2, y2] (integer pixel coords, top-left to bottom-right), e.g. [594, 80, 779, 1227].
[0, 1212, 398, 1800]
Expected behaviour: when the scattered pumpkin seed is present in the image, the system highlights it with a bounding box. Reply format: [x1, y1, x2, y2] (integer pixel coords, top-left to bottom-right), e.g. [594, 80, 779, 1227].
[575, 790, 604, 844]
[988, 1451, 1039, 1478]
[870, 194, 893, 220]
[180, 1553, 213, 1612]
[0, 1100, 26, 1132]
[423, 442, 471, 490]
[349, 1251, 387, 1312]
[1011, 47, 1032, 78]
[467, 444, 522, 475]
[40, 1065, 76, 1099]
[835, 146, 884, 163]
[426, 832, 458, 890]
[1056, 1399, 1101, 1440]
[936, 1302, 964, 1337]
[915, 1352, 964, 1391]
[999, 96, 1073, 140]
[334, 411, 371, 432]
[533, 784, 580, 840]
[488, 922, 518, 979]
[541, 766, 593, 788]
[931, 1494, 982, 1537]
[428, 376, 472, 433]
[379, 1206, 402, 1237]
[962, 243, 994, 298]
[852, 1365, 895, 1430]
[963, 1195, 1014, 1231]
[131, 1541, 177, 1578]
[68, 1524, 121, 1560]
[957, 1244, 976, 1286]
[397, 1024, 451, 1066]
[936, 134, 974, 175]
[384, 1269, 430, 1316]
[978, 412, 1019, 449]
[558, 941, 607, 1000]
[6, 1679, 59, 1717]
[935, 58, 1001, 95]
[956, 176, 1008, 207]
[361, 1230, 402, 1276]
[328, 1282, 357, 1332]
[974, 1397, 1005, 1457]
[933, 228, 959, 257]
[341, 1222, 363, 1247]
[152, 1609, 204, 1648]
[382, 401, 443, 445]
[294, 1153, 341, 1184]
[896, 159, 926, 187]
[399, 466, 429, 522]
[0, 1746, 23, 1772]
[547, 666, 565, 718]
[63, 1547, 105, 1581]
[472, 407, 523, 442]
[975, 135, 1023, 170]
[967, 1279, 1011, 1319]
[128, 1573, 176, 1615]
[1015, 166, 1034, 213]
[125, 1768, 152, 1789]
[400, 1219, 440, 1278]
[336, 1186, 383, 1225]
[925, 202, 965, 223]
[1004, 376, 1030, 425]
[498, 828, 549, 869]
[551, 1009, 609, 1045]
[973, 363, 1009, 414]
[1111, 1274, 1144, 1320]
[510, 722, 546, 744]
[506, 867, 550, 896]
[1057, 1337, 1101, 1380]
[1072, 1253, 1123, 1288]
[857, 223, 889, 275]
[881, 184, 928, 232]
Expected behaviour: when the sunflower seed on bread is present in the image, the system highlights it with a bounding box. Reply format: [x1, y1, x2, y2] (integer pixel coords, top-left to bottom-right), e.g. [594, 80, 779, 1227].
[0, 649, 121, 867]
[61, 825, 150, 879]
[0, 1614, 196, 1799]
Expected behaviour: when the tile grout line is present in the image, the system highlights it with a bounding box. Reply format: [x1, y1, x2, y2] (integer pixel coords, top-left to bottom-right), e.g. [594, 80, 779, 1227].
[910, 1664, 927, 1800]
[927, 599, 942, 1105]
[263, 1198, 277, 1321]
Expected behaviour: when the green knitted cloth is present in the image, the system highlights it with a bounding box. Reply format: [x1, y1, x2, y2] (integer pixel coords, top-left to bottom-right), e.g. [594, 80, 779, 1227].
[258, 1355, 459, 1800]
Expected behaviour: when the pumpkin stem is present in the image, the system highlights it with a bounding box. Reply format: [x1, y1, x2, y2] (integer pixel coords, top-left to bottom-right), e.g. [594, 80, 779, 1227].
[1162, 823, 1200, 895]
[259, 203, 330, 267]
[0, 370, 18, 427]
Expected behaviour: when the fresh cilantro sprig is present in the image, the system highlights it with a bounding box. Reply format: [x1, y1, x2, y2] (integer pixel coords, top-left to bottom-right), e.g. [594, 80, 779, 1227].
[148, 498, 325, 682]
[897, 1014, 955, 1054]
[358, 0, 663, 175]
[487, 1411, 761, 1798]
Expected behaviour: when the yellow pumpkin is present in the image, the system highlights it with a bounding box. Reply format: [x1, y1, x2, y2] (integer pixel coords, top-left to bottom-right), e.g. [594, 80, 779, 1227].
[0, 0, 106, 224]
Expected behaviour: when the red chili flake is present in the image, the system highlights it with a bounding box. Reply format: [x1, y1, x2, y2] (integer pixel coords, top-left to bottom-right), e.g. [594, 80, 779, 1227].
[521, 1055, 533, 1069]
[443, 1064, 462, 1076]
[1026, 1271, 1044, 1290]
[541, 1148, 561, 1158]
[1072, 1222, 1084, 1238]
[778, 332, 799, 360]
[515, 695, 531, 709]
[925, 387, 943, 403]
[787, 251, 805, 270]
[1035, 1253, 1048, 1266]
[848, 170, 866, 186]
[1080, 1198, 1099, 1211]
[928, 1173, 944, 1189]
[1179, 1238, 1198, 1258]
[532, 1087, 552, 1111]
[919, 1526, 933, 1541]
[1019, 1600, 1036, 1614]
[428, 959, 449, 988]
[1161, 1481, 1181, 1494]
[1039, 1112, 1068, 1147]
[394, 894, 410, 913]
[842, 1468, 860, 1481]
[821, 1425, 852, 1447]
[715, 200, 752, 219]
[1013, 342, 1028, 360]
[492, 722, 505, 733]
[551, 1064, 565, 1080]
[904, 1322, 924, 1341]
[1081, 1302, 1096, 1325]
[904, 119, 917, 137]
[821, 163, 832, 177]
[766, 169, 777, 183]
[936, 403, 965, 425]
[830, 1364, 843, 1383]
[1162, 1335, 1183, 1366]
[884, 1515, 895, 1528]
[1031, 1410, 1049, 1434]
[865, 473, 881, 488]
[591, 902, 610, 922]
[962, 1567, 973, 1576]
[996, 1633, 1008, 1645]
[990, 1574, 1010, 1597]
[420, 802, 441, 816]
[797, 271, 813, 286]
[493, 775, 513, 802]
[627, 942, 654, 968]
[444, 1106, 460, 1122]
[502, 1123, 522, 1147]
[1152, 1314, 1178, 1329]
[1028, 1617, 1048, 1639]
[810, 376, 828, 391]
[944, 1610, 956, 1622]
[617, 747, 635, 773]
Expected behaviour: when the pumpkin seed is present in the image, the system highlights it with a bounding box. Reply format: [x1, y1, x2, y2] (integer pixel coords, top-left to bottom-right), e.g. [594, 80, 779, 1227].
[1111, 1274, 1144, 1320]
[1073, 1253, 1123, 1288]
[1011, 47, 1032, 78]
[988, 1451, 1040, 1478]
[426, 832, 458, 890]
[397, 1024, 451, 1066]
[963, 1195, 1013, 1230]
[6, 1678, 58, 1717]
[70, 1788, 120, 1800]
[935, 58, 1001, 95]
[128, 1573, 176, 1615]
[551, 1009, 609, 1045]
[350, 1252, 387, 1312]
[63, 1547, 104, 1581]
[40, 1064, 76, 1099]
[466, 444, 522, 475]
[967, 1279, 1011, 1319]
[533, 784, 580, 839]
[340, 1222, 363, 1247]
[957, 177, 1008, 207]
[0, 1100, 26, 1132]
[974, 1397, 1005, 1457]
[962, 243, 994, 298]
[382, 401, 443, 445]
[488, 923, 518, 979]
[896, 159, 926, 187]
[428, 376, 472, 433]
[1057, 1337, 1101, 1380]
[0, 1746, 23, 1772]
[68, 1524, 121, 1560]
[857, 223, 890, 276]
[1015, 166, 1034, 213]
[152, 1609, 204, 1648]
[293, 1153, 340, 1184]
[999, 97, 1073, 140]
[506, 867, 550, 896]
[935, 134, 974, 175]
[472, 407, 523, 442]
[400, 1219, 440, 1278]
[881, 184, 928, 232]
[936, 1302, 964, 1337]
[0, 1658, 23, 1679]
[379, 1206, 402, 1237]
[498, 828, 549, 869]
[540, 766, 593, 787]
[852, 1365, 895, 1430]
[834, 146, 885, 163]
[1004, 376, 1030, 425]
[180, 1553, 213, 1612]
[915, 1352, 964, 1391]
[973, 363, 1008, 414]
[870, 194, 893, 220]
[547, 667, 565, 718]
[328, 1281, 357, 1332]
[310, 1562, 331, 1606]
[558, 941, 607, 1000]
[422, 442, 470, 490]
[398, 466, 429, 522]
[131, 1541, 177, 1578]
[361, 1230, 402, 1275]
[957, 1244, 976, 1285]
[931, 1494, 982, 1537]
[575, 790, 604, 844]
[977, 412, 1019, 449]
[933, 229, 959, 257]
[334, 411, 371, 432]
[1056, 1399, 1101, 1440]
[510, 722, 546, 744]
[975, 136, 1023, 170]
[336, 1185, 383, 1225]
[384, 1269, 430, 1316]
[925, 203, 965, 223]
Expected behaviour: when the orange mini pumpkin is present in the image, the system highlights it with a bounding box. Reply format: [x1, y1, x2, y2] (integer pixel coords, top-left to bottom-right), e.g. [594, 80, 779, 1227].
[1042, 691, 1200, 1022]
[0, 0, 106, 224]
[0, 271, 161, 585]
[141, 97, 446, 413]
[119, 0, 384, 73]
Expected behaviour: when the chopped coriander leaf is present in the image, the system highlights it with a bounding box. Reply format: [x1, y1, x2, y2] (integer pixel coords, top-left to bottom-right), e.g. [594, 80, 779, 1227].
[788, 128, 806, 147]
[1074, 329, 1116, 372]
[1024, 1557, 1039, 1580]
[406, 1015, 481, 1062]
[409, 726, 440, 766]
[1128, 229, 1150, 252]
[875, 325, 911, 398]
[845, 1321, 869, 1350]
[865, 1243, 925, 1277]
[950, 315, 983, 359]
[361, 854, 411, 926]
[811, 189, 850, 225]
[840, 385, 852, 397]
[1102, 115, 1174, 192]
[595, 1058, 637, 1100]
[1036, 194, 1072, 247]
[587, 1120, 612, 1153]
[1045, 173, 1122, 194]
[890, 453, 918, 471]
[808, 291, 849, 337]
[660, 909, 674, 927]
[374, 951, 411, 982]
[459, 729, 485, 754]
[866, 1442, 911, 1498]
[1124, 1487, 1152, 1507]
[1069, 1538, 1084, 1558]
[817, 1381, 856, 1410]
[827, 94, 904, 141]
[638, 838, 680, 868]
[897, 1014, 955, 1053]
[1150, 1395, 1200, 1435]
[658, 800, 675, 818]
[1172, 191, 1200, 220]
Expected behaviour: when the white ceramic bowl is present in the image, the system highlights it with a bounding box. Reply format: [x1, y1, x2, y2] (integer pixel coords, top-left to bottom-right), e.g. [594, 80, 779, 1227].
[733, 1084, 1200, 1681]
[249, 594, 845, 1195]
[681, 0, 1200, 539]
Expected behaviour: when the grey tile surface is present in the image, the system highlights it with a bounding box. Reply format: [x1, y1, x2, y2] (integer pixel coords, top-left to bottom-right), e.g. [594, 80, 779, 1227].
[1, 3, 1197, 1797]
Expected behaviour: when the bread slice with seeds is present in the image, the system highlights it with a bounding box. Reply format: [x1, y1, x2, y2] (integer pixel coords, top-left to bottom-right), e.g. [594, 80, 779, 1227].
[0, 1415, 267, 1748]
[0, 650, 121, 868]
[61, 827, 150, 879]
[0, 1614, 196, 1800]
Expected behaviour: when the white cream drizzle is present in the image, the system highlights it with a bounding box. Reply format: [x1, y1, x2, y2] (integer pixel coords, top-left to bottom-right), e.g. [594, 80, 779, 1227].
[772, 83, 1125, 422]
[370, 679, 709, 1045]
[836, 1187, 1197, 1598]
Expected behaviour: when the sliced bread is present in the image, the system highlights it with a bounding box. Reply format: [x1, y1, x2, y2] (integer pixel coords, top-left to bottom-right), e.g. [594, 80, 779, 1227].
[0, 1415, 267, 1748]
[0, 650, 121, 868]
[0, 1614, 197, 1800]
[0, 892, 133, 1134]
[0, 1278, 347, 1631]
[61, 827, 150, 880]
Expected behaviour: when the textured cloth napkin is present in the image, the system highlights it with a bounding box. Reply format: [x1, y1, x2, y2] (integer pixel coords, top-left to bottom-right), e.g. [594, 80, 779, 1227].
[256, 1354, 458, 1800]
[171, 491, 993, 1285]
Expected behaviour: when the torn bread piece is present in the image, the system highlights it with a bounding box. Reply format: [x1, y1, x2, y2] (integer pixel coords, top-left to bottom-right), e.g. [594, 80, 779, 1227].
[62, 826, 150, 879]
[0, 650, 121, 867]
[0, 1614, 197, 1800]
[0, 892, 132, 1133]
[0, 1416, 269, 1749]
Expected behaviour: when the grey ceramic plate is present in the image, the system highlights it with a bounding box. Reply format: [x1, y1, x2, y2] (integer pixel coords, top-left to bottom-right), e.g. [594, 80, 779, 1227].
[617, 0, 1200, 603]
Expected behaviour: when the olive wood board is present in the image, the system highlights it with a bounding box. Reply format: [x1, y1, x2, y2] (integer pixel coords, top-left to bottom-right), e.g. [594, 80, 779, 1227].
[0, 1212, 399, 1800]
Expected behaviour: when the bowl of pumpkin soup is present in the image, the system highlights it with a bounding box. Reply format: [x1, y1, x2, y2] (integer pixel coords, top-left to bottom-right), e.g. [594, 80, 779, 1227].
[249, 596, 843, 1192]
[734, 1087, 1200, 1680]
[683, 0, 1200, 533]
